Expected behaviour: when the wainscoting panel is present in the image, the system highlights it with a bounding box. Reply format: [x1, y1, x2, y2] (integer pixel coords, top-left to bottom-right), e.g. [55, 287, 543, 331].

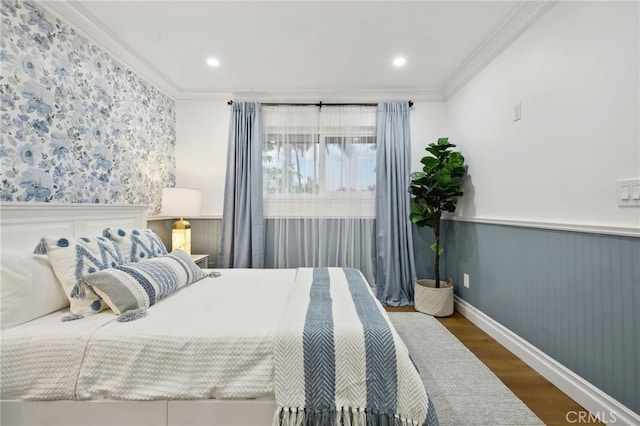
[147, 218, 223, 268]
[190, 219, 223, 267]
[439, 219, 639, 414]
[411, 224, 438, 282]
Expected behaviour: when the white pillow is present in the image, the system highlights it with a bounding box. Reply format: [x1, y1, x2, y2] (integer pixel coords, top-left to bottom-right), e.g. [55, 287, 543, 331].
[37, 236, 125, 318]
[0, 250, 69, 329]
[102, 228, 168, 263]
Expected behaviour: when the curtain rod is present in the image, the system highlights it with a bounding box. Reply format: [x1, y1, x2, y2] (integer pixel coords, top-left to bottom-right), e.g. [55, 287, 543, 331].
[227, 100, 414, 107]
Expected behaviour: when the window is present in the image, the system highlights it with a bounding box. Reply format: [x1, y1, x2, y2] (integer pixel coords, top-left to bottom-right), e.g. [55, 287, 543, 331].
[262, 105, 377, 218]
[263, 133, 320, 195]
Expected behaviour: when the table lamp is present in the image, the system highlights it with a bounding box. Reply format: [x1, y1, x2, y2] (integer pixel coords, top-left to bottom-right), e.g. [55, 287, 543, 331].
[161, 188, 202, 254]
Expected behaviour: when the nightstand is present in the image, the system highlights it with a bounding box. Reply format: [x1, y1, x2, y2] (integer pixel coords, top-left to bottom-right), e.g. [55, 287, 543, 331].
[190, 254, 209, 269]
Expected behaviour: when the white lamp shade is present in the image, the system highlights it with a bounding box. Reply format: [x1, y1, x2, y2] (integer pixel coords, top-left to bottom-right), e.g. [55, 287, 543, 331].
[161, 188, 202, 217]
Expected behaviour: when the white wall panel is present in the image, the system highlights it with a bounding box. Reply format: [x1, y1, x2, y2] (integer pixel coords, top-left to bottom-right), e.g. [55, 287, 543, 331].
[409, 102, 449, 172]
[446, 1, 640, 228]
[176, 101, 230, 216]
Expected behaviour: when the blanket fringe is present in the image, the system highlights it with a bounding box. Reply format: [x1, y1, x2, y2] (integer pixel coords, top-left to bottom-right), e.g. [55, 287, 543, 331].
[274, 407, 422, 426]
[33, 237, 47, 255]
[339, 407, 366, 426]
[62, 313, 83, 322]
[273, 407, 305, 426]
[117, 308, 148, 322]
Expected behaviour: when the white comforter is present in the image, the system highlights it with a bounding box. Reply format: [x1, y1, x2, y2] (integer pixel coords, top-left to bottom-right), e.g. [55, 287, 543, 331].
[1, 269, 296, 401]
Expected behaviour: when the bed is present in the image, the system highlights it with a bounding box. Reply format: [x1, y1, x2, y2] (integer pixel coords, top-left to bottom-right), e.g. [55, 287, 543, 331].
[0, 203, 438, 426]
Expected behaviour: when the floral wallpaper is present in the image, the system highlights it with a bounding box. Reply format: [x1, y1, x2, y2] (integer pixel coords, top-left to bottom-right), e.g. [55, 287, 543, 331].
[0, 1, 175, 214]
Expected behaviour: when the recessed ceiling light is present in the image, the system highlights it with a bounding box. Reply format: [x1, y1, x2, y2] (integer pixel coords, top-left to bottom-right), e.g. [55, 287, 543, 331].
[206, 57, 220, 68]
[393, 56, 406, 68]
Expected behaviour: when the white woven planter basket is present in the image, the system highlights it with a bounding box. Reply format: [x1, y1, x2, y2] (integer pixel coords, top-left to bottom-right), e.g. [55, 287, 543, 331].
[414, 279, 454, 317]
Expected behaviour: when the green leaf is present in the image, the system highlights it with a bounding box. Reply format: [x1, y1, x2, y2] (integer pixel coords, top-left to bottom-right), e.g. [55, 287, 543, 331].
[430, 243, 445, 255]
[420, 157, 437, 169]
[425, 146, 440, 158]
[410, 171, 426, 181]
[410, 201, 426, 216]
[436, 173, 451, 185]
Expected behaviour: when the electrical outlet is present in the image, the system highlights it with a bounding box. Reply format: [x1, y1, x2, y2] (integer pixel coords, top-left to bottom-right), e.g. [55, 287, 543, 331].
[463, 273, 470, 288]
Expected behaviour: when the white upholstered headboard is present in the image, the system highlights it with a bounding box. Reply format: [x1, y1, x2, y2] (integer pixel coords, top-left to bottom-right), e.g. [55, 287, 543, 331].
[0, 203, 148, 252]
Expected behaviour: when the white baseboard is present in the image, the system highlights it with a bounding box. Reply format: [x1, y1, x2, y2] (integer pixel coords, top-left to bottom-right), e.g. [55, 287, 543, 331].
[454, 297, 640, 426]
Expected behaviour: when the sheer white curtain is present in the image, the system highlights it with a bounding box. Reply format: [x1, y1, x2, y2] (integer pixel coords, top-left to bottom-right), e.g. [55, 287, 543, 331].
[262, 105, 377, 285]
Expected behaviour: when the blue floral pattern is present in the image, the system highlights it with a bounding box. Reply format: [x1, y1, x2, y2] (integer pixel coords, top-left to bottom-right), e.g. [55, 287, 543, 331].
[0, 1, 175, 213]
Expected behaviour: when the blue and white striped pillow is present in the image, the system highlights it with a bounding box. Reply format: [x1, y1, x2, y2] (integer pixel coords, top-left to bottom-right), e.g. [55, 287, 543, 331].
[83, 250, 206, 315]
[102, 228, 168, 263]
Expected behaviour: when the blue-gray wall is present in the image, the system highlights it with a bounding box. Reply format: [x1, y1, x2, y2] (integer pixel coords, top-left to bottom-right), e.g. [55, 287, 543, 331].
[417, 219, 639, 414]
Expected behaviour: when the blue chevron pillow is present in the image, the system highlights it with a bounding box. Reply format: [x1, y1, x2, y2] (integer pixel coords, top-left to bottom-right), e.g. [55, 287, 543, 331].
[103, 228, 168, 263]
[35, 236, 125, 318]
[84, 250, 206, 315]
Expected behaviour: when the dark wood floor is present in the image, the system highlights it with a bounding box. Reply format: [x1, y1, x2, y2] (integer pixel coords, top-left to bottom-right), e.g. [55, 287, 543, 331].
[385, 306, 604, 426]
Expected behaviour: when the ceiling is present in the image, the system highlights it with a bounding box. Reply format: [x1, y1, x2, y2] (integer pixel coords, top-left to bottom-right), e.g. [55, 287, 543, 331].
[42, 1, 554, 101]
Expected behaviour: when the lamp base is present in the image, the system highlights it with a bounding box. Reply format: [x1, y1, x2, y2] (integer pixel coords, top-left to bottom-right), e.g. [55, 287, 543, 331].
[172, 217, 191, 254]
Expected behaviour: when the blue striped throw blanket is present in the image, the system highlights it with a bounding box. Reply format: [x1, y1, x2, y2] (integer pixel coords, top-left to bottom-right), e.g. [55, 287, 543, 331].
[274, 267, 439, 426]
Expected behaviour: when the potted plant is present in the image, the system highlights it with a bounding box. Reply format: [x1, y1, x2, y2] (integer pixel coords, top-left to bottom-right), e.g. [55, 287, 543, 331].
[409, 137, 467, 316]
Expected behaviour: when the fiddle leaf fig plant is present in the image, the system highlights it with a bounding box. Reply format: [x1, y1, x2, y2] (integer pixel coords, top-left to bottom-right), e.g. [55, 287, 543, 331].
[409, 138, 467, 288]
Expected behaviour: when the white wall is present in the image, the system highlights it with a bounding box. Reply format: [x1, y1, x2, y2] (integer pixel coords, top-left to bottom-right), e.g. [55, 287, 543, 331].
[175, 1, 639, 229]
[409, 102, 449, 172]
[446, 1, 640, 229]
[175, 101, 230, 216]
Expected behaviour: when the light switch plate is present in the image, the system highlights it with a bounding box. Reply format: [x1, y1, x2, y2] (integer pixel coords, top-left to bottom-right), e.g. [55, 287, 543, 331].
[618, 178, 640, 207]
[513, 102, 522, 122]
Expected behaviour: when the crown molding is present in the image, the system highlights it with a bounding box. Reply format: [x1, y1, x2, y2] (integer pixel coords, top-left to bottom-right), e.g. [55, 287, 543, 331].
[226, 88, 444, 103]
[441, 1, 557, 101]
[445, 215, 640, 238]
[173, 91, 235, 102]
[39, 1, 180, 100]
[39, 1, 556, 103]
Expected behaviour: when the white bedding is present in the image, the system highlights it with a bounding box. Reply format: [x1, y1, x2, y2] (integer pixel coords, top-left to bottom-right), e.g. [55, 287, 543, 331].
[1, 269, 296, 401]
